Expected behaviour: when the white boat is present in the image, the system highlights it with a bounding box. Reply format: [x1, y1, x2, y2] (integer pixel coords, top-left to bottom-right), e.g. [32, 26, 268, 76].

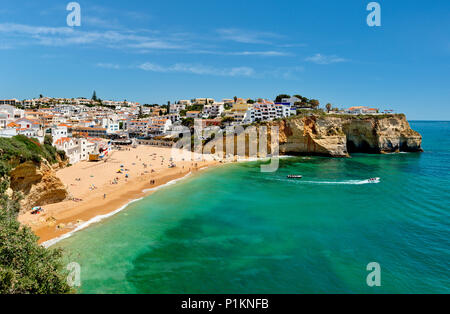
[287, 175, 303, 179]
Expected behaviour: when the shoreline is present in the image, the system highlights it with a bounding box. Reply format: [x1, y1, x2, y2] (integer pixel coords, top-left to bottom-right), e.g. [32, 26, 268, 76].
[18, 146, 221, 246]
[36, 165, 217, 247]
[40, 171, 198, 248]
[20, 148, 293, 247]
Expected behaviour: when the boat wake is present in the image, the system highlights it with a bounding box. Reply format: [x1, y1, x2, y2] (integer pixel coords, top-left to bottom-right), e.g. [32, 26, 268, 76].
[302, 178, 380, 185]
[274, 177, 380, 185]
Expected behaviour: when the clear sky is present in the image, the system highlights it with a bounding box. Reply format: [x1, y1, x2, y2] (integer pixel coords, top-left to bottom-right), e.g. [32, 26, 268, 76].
[0, 0, 448, 120]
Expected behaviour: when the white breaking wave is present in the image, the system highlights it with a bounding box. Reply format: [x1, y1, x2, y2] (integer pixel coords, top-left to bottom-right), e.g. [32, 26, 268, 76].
[41, 197, 144, 248]
[234, 155, 296, 163]
[42, 172, 195, 248]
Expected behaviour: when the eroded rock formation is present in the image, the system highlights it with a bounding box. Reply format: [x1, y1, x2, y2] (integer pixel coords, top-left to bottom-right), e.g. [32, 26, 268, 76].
[9, 161, 68, 211]
[205, 114, 422, 158]
[275, 114, 422, 157]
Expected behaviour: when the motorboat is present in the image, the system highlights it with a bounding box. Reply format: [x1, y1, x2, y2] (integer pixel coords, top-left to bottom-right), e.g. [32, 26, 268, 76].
[287, 175, 303, 179]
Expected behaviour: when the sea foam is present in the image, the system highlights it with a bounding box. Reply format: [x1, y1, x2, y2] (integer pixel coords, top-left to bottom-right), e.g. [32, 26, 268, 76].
[42, 172, 195, 248]
[41, 197, 144, 248]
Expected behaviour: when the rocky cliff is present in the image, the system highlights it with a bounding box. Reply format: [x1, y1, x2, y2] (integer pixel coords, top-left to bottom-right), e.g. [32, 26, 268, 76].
[204, 114, 422, 158]
[274, 114, 422, 157]
[9, 160, 68, 212]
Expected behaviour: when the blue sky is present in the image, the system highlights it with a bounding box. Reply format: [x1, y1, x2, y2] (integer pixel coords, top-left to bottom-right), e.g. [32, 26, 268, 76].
[0, 0, 448, 120]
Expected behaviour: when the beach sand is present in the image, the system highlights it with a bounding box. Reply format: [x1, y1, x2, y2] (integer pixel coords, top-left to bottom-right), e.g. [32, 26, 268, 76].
[18, 145, 220, 245]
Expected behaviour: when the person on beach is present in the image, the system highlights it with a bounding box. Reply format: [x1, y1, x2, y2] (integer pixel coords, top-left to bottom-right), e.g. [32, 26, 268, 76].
[104, 194, 106, 199]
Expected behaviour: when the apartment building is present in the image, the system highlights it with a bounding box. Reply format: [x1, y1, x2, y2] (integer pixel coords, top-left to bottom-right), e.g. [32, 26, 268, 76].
[230, 103, 250, 123]
[101, 117, 120, 134]
[170, 103, 186, 113]
[243, 100, 293, 123]
[0, 99, 21, 106]
[148, 117, 172, 135]
[128, 120, 149, 133]
[203, 103, 224, 118]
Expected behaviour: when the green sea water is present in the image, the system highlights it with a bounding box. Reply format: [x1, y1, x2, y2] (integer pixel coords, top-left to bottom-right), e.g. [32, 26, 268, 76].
[58, 121, 450, 293]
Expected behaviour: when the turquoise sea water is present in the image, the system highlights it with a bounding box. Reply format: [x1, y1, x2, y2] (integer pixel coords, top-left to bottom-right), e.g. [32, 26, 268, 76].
[58, 121, 450, 293]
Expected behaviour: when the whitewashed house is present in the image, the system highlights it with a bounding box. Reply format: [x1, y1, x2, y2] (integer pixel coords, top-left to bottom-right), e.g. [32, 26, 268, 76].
[102, 117, 120, 134]
[52, 125, 69, 143]
[203, 103, 224, 118]
[0, 128, 17, 138]
[0, 105, 25, 127]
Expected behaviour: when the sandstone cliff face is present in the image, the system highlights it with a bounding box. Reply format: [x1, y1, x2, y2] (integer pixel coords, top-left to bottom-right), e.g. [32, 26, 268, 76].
[276, 116, 349, 157]
[275, 114, 422, 157]
[204, 114, 422, 158]
[9, 161, 68, 211]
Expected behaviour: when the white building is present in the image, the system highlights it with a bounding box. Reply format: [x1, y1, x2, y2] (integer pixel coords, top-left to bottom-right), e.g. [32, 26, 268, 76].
[148, 117, 172, 135]
[17, 128, 39, 138]
[54, 137, 96, 164]
[0, 128, 17, 138]
[346, 106, 379, 114]
[101, 117, 120, 134]
[170, 103, 186, 113]
[52, 125, 69, 143]
[22, 99, 37, 108]
[0, 112, 9, 129]
[280, 96, 302, 106]
[163, 113, 181, 124]
[0, 105, 25, 127]
[127, 120, 149, 133]
[203, 103, 224, 118]
[74, 98, 93, 106]
[243, 100, 293, 123]
[14, 117, 41, 130]
[0, 99, 21, 106]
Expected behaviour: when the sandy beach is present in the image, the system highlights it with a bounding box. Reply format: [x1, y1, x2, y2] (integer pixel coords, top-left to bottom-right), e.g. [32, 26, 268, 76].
[18, 145, 220, 245]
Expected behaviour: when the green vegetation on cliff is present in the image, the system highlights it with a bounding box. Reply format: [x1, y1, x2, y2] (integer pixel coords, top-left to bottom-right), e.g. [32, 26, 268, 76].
[0, 136, 71, 294]
[0, 135, 65, 172]
[325, 113, 405, 120]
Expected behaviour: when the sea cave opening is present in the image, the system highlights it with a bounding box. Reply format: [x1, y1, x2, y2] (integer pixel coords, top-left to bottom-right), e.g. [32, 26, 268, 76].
[346, 139, 375, 153]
